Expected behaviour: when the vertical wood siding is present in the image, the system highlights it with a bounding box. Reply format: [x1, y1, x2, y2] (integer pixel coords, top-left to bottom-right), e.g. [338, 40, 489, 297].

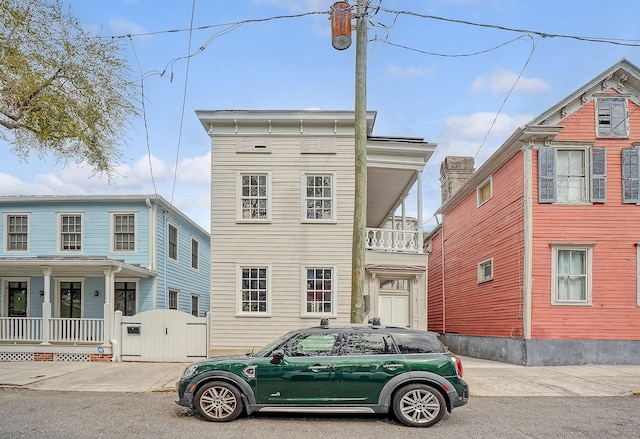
[210, 136, 355, 351]
[531, 97, 640, 341]
[432, 152, 525, 337]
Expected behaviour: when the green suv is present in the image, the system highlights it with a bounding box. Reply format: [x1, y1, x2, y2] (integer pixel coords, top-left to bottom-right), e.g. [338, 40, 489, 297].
[176, 321, 469, 427]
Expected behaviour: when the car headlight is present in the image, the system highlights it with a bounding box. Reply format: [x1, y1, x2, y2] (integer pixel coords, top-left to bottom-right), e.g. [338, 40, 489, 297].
[183, 364, 199, 377]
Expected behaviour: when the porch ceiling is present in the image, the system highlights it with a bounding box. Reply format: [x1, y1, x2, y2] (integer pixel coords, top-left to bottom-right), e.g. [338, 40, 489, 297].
[0, 257, 156, 278]
[366, 136, 436, 228]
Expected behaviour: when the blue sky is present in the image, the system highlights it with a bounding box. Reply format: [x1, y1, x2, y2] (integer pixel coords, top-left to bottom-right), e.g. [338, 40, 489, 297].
[3, 0, 640, 231]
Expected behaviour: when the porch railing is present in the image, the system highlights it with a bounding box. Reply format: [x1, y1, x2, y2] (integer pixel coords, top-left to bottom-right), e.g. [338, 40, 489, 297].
[0, 317, 43, 342]
[49, 318, 104, 343]
[366, 228, 422, 253]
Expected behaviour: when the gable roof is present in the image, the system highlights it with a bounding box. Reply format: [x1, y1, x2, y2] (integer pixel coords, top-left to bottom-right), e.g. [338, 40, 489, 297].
[437, 59, 640, 216]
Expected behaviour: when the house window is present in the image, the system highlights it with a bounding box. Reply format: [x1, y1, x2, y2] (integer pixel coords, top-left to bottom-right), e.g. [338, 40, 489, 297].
[478, 258, 493, 283]
[552, 245, 592, 305]
[238, 172, 271, 221]
[597, 97, 627, 137]
[239, 266, 269, 314]
[6, 214, 28, 251]
[302, 173, 336, 221]
[304, 267, 334, 315]
[477, 177, 492, 206]
[168, 289, 178, 310]
[191, 294, 199, 317]
[59, 281, 82, 318]
[60, 214, 82, 251]
[622, 147, 640, 203]
[538, 147, 606, 204]
[113, 214, 135, 251]
[114, 281, 137, 316]
[168, 224, 178, 261]
[191, 238, 199, 269]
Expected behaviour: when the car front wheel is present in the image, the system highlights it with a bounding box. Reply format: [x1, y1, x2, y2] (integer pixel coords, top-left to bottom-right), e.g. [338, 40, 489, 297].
[392, 383, 446, 427]
[194, 381, 243, 422]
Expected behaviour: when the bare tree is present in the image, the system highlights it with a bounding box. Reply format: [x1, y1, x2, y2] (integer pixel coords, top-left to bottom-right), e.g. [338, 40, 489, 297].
[0, 0, 137, 177]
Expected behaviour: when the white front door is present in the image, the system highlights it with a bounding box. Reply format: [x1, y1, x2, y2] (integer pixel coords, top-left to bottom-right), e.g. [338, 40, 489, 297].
[378, 294, 409, 327]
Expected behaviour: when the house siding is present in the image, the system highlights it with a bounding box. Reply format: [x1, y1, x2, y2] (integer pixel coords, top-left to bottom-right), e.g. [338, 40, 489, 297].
[530, 98, 640, 341]
[430, 152, 525, 338]
[210, 136, 355, 352]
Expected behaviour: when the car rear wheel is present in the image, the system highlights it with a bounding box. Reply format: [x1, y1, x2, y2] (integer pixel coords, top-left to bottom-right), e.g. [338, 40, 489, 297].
[194, 381, 243, 422]
[392, 383, 446, 427]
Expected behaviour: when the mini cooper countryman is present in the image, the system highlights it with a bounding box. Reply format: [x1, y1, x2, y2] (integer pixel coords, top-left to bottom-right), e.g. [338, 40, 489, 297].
[176, 321, 469, 427]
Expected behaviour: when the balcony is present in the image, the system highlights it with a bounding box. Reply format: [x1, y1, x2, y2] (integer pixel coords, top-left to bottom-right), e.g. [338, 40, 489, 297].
[366, 228, 423, 253]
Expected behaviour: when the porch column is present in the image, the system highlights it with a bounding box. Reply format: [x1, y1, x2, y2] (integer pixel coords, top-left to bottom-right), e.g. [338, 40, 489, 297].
[40, 266, 52, 345]
[102, 266, 121, 347]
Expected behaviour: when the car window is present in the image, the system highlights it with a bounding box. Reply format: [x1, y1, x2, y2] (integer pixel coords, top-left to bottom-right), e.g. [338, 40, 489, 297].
[339, 332, 396, 355]
[281, 333, 338, 356]
[392, 332, 445, 354]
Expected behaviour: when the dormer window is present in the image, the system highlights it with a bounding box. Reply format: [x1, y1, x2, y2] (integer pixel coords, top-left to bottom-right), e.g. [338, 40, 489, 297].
[596, 97, 627, 137]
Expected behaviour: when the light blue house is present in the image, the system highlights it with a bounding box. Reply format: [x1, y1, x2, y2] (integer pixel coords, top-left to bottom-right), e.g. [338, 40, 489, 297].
[0, 195, 210, 361]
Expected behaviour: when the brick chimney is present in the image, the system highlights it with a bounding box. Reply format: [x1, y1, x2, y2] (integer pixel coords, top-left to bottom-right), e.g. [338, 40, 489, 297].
[440, 156, 475, 204]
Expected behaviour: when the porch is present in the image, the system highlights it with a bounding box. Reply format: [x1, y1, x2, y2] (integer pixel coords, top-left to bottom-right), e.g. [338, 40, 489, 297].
[0, 316, 107, 362]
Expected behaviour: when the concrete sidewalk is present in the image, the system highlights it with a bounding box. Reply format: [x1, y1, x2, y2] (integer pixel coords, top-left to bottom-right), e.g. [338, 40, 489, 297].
[0, 356, 639, 397]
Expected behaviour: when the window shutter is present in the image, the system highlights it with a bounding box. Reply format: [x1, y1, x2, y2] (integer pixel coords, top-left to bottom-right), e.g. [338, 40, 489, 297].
[538, 147, 556, 203]
[610, 99, 627, 137]
[622, 148, 640, 204]
[590, 147, 606, 203]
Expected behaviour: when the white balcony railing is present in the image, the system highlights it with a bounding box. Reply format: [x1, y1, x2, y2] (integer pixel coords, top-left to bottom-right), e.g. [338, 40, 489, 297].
[49, 318, 104, 343]
[0, 317, 43, 342]
[366, 228, 422, 253]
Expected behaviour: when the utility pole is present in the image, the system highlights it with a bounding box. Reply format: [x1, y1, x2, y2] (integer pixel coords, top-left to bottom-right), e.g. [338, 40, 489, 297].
[331, 0, 367, 323]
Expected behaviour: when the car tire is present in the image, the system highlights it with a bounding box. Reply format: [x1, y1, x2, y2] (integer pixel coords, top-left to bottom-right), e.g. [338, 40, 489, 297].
[194, 381, 244, 422]
[392, 383, 446, 428]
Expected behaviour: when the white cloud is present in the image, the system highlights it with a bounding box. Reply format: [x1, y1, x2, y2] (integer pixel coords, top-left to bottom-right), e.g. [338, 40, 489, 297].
[385, 65, 430, 79]
[177, 152, 211, 184]
[108, 17, 147, 37]
[470, 68, 550, 94]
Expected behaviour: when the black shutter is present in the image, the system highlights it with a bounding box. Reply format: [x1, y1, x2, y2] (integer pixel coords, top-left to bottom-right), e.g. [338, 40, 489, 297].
[590, 147, 606, 203]
[622, 148, 640, 204]
[538, 147, 556, 203]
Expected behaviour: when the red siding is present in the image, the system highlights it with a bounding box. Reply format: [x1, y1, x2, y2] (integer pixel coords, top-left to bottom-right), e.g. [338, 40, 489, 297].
[431, 152, 526, 337]
[531, 97, 640, 341]
[427, 227, 444, 332]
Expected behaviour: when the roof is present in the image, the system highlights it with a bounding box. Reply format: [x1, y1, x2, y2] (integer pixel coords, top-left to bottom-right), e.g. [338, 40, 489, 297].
[435, 59, 640, 217]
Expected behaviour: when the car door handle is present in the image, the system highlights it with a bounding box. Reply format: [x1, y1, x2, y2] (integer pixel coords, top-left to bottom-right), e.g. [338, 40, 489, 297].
[308, 365, 330, 372]
[383, 363, 403, 371]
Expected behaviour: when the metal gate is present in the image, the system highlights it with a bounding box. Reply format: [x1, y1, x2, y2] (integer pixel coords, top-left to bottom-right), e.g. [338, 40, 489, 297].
[119, 310, 209, 362]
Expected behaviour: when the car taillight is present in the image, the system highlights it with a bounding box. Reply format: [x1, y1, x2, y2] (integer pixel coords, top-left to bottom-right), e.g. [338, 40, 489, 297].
[453, 355, 463, 377]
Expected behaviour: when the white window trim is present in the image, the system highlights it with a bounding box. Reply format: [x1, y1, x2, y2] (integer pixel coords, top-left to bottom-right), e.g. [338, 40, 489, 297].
[301, 265, 337, 318]
[191, 294, 200, 317]
[555, 147, 590, 204]
[4, 212, 30, 252]
[595, 96, 629, 138]
[301, 171, 337, 223]
[114, 278, 139, 316]
[3, 278, 30, 317]
[236, 171, 272, 223]
[55, 278, 85, 318]
[478, 258, 493, 283]
[191, 236, 199, 270]
[551, 244, 593, 306]
[236, 264, 272, 317]
[476, 176, 493, 207]
[110, 212, 137, 253]
[168, 222, 179, 262]
[168, 288, 179, 310]
[57, 212, 84, 253]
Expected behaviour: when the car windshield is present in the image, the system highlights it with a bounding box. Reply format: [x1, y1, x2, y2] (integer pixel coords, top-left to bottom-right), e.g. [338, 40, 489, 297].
[252, 331, 293, 357]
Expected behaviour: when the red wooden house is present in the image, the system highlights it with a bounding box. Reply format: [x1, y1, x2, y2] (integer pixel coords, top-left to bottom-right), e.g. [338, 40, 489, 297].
[427, 59, 640, 366]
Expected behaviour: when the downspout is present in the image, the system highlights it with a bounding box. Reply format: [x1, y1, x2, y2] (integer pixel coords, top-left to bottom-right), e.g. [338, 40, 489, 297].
[523, 145, 533, 340]
[440, 218, 446, 334]
[146, 198, 158, 309]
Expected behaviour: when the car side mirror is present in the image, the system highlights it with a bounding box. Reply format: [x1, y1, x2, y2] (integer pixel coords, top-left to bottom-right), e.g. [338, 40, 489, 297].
[270, 349, 284, 365]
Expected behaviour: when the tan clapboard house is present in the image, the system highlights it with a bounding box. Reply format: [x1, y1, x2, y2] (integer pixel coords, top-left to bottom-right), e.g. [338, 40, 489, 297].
[198, 110, 435, 355]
